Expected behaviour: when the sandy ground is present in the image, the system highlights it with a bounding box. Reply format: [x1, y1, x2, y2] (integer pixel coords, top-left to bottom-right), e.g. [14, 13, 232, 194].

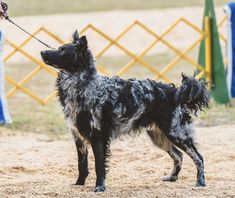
[0, 125, 234, 198]
[0, 7, 227, 63]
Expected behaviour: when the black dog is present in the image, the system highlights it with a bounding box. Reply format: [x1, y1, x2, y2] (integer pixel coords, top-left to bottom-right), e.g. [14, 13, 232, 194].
[41, 31, 209, 192]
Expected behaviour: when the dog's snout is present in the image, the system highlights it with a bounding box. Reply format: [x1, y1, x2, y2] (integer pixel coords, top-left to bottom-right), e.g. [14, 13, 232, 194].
[41, 50, 53, 66]
[41, 50, 48, 57]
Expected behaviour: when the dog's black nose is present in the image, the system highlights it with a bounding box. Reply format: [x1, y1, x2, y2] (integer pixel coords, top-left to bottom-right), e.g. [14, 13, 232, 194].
[41, 50, 47, 57]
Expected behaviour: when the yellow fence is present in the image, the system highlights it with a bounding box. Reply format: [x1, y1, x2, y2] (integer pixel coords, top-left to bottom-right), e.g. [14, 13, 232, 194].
[3, 16, 226, 105]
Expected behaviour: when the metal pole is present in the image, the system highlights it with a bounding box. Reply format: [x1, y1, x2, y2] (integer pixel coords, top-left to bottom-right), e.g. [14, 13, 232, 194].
[205, 16, 212, 87]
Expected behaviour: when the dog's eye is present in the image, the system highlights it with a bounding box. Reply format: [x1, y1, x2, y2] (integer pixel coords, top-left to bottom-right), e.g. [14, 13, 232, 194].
[59, 47, 65, 51]
[60, 49, 66, 56]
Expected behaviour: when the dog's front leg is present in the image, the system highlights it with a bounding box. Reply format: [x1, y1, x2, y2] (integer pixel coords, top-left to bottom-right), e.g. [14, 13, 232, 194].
[74, 138, 89, 185]
[91, 137, 107, 192]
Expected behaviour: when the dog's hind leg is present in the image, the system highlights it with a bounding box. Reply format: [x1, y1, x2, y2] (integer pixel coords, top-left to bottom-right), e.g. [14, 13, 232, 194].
[163, 145, 183, 182]
[91, 136, 111, 192]
[147, 125, 183, 182]
[166, 124, 206, 187]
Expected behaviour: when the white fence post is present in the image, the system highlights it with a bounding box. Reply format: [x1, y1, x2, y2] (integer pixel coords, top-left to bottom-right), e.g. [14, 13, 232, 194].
[0, 30, 11, 124]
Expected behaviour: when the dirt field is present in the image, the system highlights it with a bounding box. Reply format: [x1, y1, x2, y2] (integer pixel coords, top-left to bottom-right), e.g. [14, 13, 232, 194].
[0, 125, 234, 198]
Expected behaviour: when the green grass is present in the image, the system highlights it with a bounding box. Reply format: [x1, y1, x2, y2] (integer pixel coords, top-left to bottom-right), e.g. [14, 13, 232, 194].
[6, 0, 229, 17]
[3, 52, 235, 136]
[6, 98, 67, 137]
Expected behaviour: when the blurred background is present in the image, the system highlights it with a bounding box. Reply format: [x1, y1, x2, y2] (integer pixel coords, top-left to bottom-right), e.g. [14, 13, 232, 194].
[5, 0, 229, 16]
[1, 1, 235, 198]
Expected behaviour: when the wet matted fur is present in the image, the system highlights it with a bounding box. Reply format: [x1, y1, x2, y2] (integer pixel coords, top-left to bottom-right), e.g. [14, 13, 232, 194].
[41, 31, 209, 192]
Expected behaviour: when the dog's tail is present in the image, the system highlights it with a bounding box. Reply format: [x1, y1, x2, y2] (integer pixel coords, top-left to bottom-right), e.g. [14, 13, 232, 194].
[175, 73, 209, 114]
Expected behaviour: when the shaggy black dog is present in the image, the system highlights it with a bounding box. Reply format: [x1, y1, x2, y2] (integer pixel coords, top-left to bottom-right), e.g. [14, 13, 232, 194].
[41, 31, 209, 192]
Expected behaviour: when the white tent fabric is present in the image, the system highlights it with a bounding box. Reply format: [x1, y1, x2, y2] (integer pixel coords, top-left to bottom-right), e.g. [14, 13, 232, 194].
[0, 30, 11, 124]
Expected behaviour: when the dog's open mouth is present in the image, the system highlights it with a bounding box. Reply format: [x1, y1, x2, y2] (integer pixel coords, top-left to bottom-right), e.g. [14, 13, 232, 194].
[42, 59, 57, 68]
[51, 64, 59, 69]
[43, 61, 59, 69]
[43, 60, 50, 65]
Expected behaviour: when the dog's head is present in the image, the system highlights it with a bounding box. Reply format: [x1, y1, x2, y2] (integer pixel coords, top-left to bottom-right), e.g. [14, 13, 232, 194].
[41, 30, 90, 73]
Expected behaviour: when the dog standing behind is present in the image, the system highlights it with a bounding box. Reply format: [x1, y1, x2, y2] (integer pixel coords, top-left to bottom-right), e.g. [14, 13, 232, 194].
[41, 30, 209, 192]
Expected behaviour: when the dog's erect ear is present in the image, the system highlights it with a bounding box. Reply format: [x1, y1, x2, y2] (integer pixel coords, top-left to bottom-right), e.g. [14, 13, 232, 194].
[181, 73, 188, 82]
[193, 70, 197, 77]
[79, 36, 88, 51]
[72, 30, 79, 43]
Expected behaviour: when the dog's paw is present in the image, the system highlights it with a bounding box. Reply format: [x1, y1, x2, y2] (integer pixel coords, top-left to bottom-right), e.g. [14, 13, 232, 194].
[94, 185, 106, 192]
[195, 180, 206, 187]
[162, 175, 178, 182]
[74, 178, 85, 185]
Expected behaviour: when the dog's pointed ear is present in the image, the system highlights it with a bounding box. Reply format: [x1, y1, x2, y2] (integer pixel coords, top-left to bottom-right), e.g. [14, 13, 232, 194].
[72, 30, 79, 43]
[181, 73, 188, 82]
[193, 70, 198, 77]
[79, 36, 88, 51]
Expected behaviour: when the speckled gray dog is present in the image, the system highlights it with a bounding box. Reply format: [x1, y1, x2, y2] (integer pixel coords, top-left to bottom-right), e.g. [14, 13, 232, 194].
[41, 31, 209, 192]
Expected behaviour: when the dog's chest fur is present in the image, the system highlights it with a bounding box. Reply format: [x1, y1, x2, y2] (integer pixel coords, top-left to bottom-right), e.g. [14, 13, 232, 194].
[57, 71, 106, 138]
[57, 72, 85, 136]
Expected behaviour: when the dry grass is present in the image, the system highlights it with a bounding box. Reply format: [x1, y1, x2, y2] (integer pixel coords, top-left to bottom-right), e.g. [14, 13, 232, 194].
[7, 0, 229, 17]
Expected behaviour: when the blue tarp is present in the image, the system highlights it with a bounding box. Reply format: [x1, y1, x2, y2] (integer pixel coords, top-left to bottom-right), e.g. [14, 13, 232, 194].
[0, 31, 11, 124]
[225, 3, 235, 98]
